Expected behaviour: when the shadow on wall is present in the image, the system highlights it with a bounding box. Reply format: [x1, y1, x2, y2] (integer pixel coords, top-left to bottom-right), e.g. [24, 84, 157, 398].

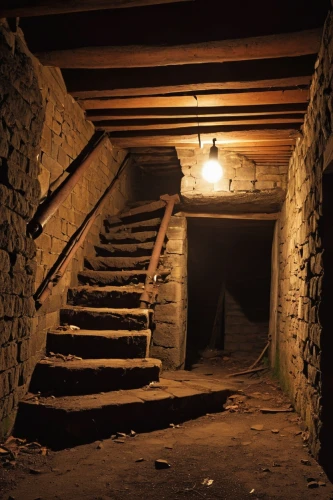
[186, 218, 274, 365]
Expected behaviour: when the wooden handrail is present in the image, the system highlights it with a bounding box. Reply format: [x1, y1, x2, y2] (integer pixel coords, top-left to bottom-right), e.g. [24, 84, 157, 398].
[35, 153, 130, 307]
[139, 193, 180, 308]
[28, 131, 107, 239]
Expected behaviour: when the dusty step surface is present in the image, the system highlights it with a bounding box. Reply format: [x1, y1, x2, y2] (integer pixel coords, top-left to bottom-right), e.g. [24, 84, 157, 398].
[94, 241, 155, 257]
[67, 285, 144, 308]
[106, 201, 165, 226]
[104, 217, 161, 233]
[29, 358, 161, 396]
[84, 255, 152, 271]
[78, 269, 170, 286]
[15, 374, 237, 448]
[100, 230, 157, 244]
[60, 306, 152, 330]
[47, 328, 151, 359]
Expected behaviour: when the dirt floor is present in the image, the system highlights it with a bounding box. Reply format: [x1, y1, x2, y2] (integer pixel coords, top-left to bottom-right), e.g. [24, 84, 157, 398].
[1, 354, 333, 500]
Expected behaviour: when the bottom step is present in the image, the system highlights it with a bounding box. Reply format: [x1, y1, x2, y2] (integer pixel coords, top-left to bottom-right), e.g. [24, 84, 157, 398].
[15, 372, 237, 448]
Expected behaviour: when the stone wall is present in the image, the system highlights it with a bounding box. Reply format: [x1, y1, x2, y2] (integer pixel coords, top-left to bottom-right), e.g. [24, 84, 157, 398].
[0, 22, 44, 439]
[152, 216, 187, 369]
[33, 62, 132, 367]
[224, 291, 268, 355]
[275, 10, 333, 467]
[178, 147, 287, 212]
[0, 22, 134, 440]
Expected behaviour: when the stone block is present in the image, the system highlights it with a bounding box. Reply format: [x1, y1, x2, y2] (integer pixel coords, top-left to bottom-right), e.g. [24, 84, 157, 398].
[231, 180, 254, 191]
[166, 239, 185, 255]
[0, 250, 10, 272]
[214, 178, 230, 192]
[235, 165, 255, 180]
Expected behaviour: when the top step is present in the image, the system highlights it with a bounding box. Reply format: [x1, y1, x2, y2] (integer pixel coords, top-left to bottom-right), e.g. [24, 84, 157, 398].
[105, 200, 166, 227]
[104, 217, 161, 234]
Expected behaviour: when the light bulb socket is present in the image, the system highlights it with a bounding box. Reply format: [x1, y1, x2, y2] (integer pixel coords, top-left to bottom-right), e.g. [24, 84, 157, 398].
[209, 138, 218, 161]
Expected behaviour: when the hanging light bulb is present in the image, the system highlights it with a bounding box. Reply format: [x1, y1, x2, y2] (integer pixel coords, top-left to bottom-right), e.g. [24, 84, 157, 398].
[202, 138, 223, 183]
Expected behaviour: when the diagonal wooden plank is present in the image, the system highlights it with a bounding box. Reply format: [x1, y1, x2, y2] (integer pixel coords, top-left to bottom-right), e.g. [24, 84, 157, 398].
[36, 30, 321, 69]
[81, 89, 309, 110]
[0, 0, 193, 17]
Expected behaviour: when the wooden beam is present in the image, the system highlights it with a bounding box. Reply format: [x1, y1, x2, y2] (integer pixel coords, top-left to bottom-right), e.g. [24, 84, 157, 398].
[0, 0, 192, 17]
[176, 212, 279, 220]
[107, 129, 300, 148]
[82, 89, 309, 110]
[36, 29, 321, 69]
[87, 105, 307, 121]
[62, 56, 314, 97]
[99, 116, 304, 132]
[69, 76, 310, 98]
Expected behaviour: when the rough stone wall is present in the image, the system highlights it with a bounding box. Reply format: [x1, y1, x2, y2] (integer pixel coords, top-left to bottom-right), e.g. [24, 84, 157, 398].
[0, 22, 44, 439]
[224, 291, 268, 355]
[0, 23, 134, 440]
[152, 216, 187, 369]
[275, 11, 333, 463]
[33, 62, 132, 363]
[178, 147, 287, 212]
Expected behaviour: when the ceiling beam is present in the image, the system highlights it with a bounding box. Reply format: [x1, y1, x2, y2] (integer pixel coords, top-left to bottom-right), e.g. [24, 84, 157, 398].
[63, 56, 315, 97]
[98, 116, 304, 131]
[86, 103, 307, 121]
[176, 212, 279, 220]
[82, 89, 309, 110]
[0, 0, 192, 17]
[107, 129, 300, 147]
[69, 76, 311, 98]
[36, 29, 321, 69]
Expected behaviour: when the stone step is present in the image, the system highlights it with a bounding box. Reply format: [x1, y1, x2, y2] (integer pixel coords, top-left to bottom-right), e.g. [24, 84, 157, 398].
[84, 255, 151, 271]
[78, 269, 171, 286]
[29, 358, 161, 396]
[94, 241, 156, 257]
[100, 230, 157, 244]
[15, 374, 236, 447]
[104, 217, 161, 234]
[47, 328, 151, 359]
[60, 306, 152, 331]
[106, 200, 166, 227]
[67, 285, 143, 308]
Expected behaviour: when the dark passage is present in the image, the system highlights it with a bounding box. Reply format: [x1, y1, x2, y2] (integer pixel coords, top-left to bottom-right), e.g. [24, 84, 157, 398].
[186, 218, 275, 366]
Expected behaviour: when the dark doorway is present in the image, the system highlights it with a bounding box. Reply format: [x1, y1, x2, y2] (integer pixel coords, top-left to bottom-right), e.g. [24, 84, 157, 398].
[318, 172, 333, 480]
[186, 217, 275, 366]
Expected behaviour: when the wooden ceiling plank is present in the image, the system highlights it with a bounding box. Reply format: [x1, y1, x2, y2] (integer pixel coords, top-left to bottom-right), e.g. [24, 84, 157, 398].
[86, 103, 308, 120]
[99, 117, 304, 131]
[36, 29, 321, 69]
[69, 76, 311, 98]
[107, 129, 300, 148]
[0, 0, 192, 17]
[63, 56, 316, 96]
[82, 89, 309, 109]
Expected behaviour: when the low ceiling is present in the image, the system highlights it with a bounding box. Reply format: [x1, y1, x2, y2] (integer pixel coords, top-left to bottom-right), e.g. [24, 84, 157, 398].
[1, 0, 331, 173]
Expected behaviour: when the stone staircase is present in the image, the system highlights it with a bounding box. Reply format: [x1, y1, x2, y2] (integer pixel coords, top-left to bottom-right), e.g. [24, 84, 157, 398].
[15, 200, 235, 448]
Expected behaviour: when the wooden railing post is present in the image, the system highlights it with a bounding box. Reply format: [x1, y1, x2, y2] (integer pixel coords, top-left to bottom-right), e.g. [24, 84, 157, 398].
[139, 193, 180, 309]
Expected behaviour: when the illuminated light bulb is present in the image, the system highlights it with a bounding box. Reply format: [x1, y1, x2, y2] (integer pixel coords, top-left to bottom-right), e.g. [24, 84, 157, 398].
[202, 138, 223, 183]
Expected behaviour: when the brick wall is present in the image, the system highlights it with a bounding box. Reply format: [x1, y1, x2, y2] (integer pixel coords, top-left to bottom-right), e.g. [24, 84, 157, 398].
[275, 11, 333, 466]
[0, 22, 134, 440]
[177, 147, 287, 212]
[0, 22, 44, 438]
